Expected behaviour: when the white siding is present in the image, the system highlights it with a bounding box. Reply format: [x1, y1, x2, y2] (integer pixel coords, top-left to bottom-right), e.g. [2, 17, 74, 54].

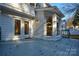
[29, 6, 35, 16]
[13, 17, 31, 40]
[42, 4, 47, 7]
[0, 14, 14, 41]
[0, 14, 33, 41]
[0, 3, 36, 41]
[0, 3, 23, 12]
[33, 11, 46, 38]
[22, 3, 35, 16]
[22, 4, 31, 15]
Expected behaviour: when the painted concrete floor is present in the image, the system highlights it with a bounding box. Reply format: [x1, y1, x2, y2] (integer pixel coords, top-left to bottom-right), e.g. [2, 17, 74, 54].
[0, 38, 79, 56]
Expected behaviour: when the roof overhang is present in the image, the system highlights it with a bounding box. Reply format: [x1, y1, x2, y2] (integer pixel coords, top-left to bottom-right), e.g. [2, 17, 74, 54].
[35, 6, 64, 18]
[0, 5, 35, 19]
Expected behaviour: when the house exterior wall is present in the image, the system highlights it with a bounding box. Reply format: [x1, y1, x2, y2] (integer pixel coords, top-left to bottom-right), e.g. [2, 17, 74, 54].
[0, 14, 14, 41]
[44, 12, 58, 36]
[22, 3, 35, 16]
[28, 4, 35, 16]
[42, 4, 48, 7]
[13, 17, 32, 40]
[0, 3, 23, 13]
[52, 14, 58, 36]
[53, 14, 62, 36]
[0, 3, 64, 41]
[0, 3, 35, 41]
[0, 13, 33, 41]
[33, 10, 46, 38]
[33, 10, 61, 40]
[0, 3, 35, 17]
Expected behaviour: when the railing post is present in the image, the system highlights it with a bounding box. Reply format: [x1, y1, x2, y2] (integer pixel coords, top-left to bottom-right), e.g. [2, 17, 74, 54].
[67, 29, 70, 38]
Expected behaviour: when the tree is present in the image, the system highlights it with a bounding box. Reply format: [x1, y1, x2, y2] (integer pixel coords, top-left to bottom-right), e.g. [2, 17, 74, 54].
[63, 3, 79, 27]
[62, 3, 79, 13]
[72, 20, 77, 28]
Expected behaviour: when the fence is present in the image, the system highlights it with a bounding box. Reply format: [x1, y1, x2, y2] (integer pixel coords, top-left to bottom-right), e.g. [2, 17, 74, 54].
[61, 29, 70, 38]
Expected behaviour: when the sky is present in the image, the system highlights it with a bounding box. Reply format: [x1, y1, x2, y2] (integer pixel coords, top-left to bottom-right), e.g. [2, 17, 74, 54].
[50, 3, 76, 20]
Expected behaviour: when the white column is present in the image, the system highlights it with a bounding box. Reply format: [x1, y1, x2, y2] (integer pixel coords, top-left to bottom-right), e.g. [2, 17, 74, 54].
[29, 20, 34, 38]
[52, 14, 57, 36]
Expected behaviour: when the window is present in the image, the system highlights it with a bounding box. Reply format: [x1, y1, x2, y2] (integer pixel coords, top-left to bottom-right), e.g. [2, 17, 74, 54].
[30, 3, 35, 7]
[15, 20, 21, 35]
[24, 21, 29, 34]
[35, 11, 37, 16]
[46, 16, 52, 36]
[36, 3, 41, 8]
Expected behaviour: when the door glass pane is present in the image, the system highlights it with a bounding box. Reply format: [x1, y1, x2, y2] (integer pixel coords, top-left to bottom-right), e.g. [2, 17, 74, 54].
[24, 21, 29, 34]
[46, 16, 52, 36]
[15, 20, 21, 35]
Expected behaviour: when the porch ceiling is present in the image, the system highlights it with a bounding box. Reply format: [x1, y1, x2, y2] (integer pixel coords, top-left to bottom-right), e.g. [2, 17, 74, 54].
[35, 6, 64, 18]
[0, 5, 35, 19]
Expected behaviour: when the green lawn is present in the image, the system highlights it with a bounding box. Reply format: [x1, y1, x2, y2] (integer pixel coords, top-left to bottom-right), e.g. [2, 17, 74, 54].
[63, 35, 79, 39]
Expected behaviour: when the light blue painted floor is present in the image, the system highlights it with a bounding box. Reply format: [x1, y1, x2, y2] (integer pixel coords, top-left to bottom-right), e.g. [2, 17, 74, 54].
[0, 38, 79, 56]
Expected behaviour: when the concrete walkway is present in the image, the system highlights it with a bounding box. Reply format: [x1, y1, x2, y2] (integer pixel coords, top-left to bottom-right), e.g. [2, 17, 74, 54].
[0, 38, 79, 56]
